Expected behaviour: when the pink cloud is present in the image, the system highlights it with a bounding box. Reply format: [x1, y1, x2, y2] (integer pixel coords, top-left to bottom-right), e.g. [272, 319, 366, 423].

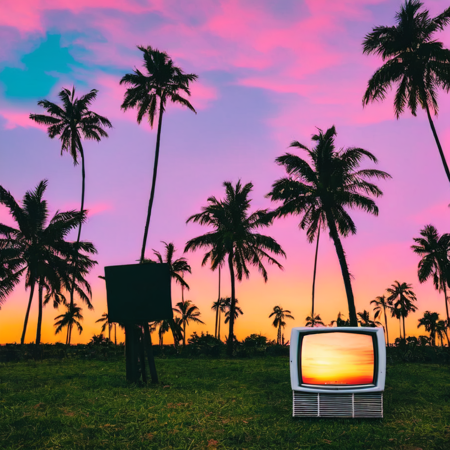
[0, 109, 44, 130]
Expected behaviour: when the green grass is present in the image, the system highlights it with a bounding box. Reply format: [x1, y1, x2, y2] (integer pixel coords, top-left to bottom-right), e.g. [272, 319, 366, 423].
[0, 357, 449, 449]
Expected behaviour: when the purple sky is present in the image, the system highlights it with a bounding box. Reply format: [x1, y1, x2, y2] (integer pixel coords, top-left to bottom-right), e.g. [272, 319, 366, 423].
[1, 0, 450, 344]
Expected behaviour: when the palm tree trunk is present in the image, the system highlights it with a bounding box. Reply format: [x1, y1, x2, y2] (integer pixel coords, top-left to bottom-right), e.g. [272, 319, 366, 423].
[183, 322, 186, 347]
[324, 210, 358, 326]
[425, 104, 450, 185]
[277, 324, 281, 345]
[21, 279, 35, 344]
[383, 305, 389, 346]
[402, 316, 406, 342]
[114, 323, 117, 345]
[36, 283, 43, 345]
[215, 266, 221, 338]
[139, 102, 164, 264]
[218, 309, 221, 341]
[311, 225, 320, 319]
[398, 317, 402, 340]
[227, 251, 236, 357]
[443, 283, 450, 325]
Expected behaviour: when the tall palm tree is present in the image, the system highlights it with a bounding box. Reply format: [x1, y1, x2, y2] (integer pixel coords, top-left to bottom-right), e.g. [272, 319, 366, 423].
[0, 180, 97, 344]
[269, 306, 295, 344]
[96, 313, 112, 341]
[223, 297, 244, 341]
[362, 0, 450, 185]
[371, 295, 392, 345]
[144, 241, 191, 297]
[387, 281, 418, 340]
[305, 314, 325, 327]
[417, 310, 440, 346]
[412, 225, 450, 324]
[120, 46, 198, 264]
[172, 300, 204, 347]
[185, 180, 286, 356]
[357, 310, 382, 328]
[54, 303, 84, 345]
[29, 87, 111, 311]
[267, 126, 390, 326]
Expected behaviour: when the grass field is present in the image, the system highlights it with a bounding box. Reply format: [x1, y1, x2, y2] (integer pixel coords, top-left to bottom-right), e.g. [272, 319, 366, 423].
[0, 357, 449, 449]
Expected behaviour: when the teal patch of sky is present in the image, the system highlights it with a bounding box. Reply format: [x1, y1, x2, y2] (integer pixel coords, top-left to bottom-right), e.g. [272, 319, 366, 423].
[0, 33, 87, 102]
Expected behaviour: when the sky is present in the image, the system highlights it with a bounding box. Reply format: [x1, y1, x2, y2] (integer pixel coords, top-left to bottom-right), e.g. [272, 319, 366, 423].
[1, 0, 450, 345]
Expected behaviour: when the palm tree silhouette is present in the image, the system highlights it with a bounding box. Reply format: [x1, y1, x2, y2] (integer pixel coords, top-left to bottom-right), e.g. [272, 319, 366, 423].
[330, 311, 350, 327]
[96, 313, 112, 341]
[305, 314, 325, 327]
[362, 0, 450, 185]
[357, 310, 382, 328]
[269, 306, 295, 344]
[371, 295, 392, 345]
[211, 296, 227, 340]
[185, 180, 285, 356]
[170, 316, 184, 351]
[143, 241, 191, 298]
[0, 240, 25, 308]
[417, 311, 440, 346]
[0, 180, 97, 344]
[29, 87, 111, 316]
[436, 320, 449, 347]
[387, 281, 418, 340]
[268, 126, 390, 326]
[412, 225, 450, 324]
[54, 303, 84, 345]
[120, 46, 198, 264]
[223, 297, 243, 341]
[172, 300, 204, 348]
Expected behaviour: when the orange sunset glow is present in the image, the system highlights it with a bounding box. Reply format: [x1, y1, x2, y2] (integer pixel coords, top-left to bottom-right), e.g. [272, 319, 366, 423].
[301, 332, 374, 385]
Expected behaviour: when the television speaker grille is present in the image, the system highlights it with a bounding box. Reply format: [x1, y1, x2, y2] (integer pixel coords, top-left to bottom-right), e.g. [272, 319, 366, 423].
[293, 392, 383, 418]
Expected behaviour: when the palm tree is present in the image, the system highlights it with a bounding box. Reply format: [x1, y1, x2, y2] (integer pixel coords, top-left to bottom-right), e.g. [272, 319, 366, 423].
[185, 180, 286, 356]
[223, 297, 244, 341]
[120, 46, 198, 264]
[172, 300, 204, 347]
[357, 310, 382, 327]
[29, 87, 111, 311]
[370, 295, 392, 345]
[417, 311, 440, 346]
[412, 225, 450, 324]
[96, 313, 112, 341]
[269, 306, 295, 344]
[436, 320, 449, 347]
[387, 281, 418, 340]
[305, 314, 325, 327]
[267, 126, 390, 326]
[211, 296, 227, 340]
[0, 180, 97, 344]
[330, 311, 350, 327]
[0, 240, 25, 308]
[144, 241, 191, 297]
[170, 316, 184, 351]
[362, 0, 450, 185]
[54, 303, 84, 345]
[156, 319, 171, 348]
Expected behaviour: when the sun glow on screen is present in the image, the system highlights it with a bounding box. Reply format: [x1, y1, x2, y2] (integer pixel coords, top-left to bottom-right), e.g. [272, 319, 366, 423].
[301, 332, 374, 385]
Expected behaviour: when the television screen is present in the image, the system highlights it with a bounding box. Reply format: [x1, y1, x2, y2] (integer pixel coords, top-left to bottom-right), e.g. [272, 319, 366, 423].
[301, 332, 374, 386]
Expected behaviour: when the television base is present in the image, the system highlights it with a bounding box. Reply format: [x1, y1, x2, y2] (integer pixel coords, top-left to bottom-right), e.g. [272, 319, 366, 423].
[293, 391, 383, 418]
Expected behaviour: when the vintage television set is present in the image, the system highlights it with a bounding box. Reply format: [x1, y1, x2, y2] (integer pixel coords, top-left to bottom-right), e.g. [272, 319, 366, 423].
[290, 327, 386, 418]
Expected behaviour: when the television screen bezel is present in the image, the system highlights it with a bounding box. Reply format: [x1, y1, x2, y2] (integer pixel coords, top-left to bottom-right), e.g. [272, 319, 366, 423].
[290, 327, 386, 394]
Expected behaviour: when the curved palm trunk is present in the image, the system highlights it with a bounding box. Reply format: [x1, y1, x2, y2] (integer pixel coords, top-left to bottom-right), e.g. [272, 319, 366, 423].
[140, 103, 164, 263]
[215, 266, 221, 338]
[227, 251, 236, 357]
[425, 104, 450, 185]
[36, 283, 44, 345]
[277, 323, 281, 345]
[325, 210, 358, 326]
[311, 226, 321, 319]
[218, 309, 221, 341]
[65, 324, 70, 345]
[383, 305, 390, 346]
[21, 279, 36, 344]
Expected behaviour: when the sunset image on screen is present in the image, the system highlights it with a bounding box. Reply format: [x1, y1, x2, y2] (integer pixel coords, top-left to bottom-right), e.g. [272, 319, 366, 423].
[301, 333, 374, 385]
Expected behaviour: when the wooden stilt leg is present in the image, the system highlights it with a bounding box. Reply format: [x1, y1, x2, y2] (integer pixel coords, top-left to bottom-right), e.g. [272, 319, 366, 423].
[139, 326, 147, 383]
[143, 323, 159, 384]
